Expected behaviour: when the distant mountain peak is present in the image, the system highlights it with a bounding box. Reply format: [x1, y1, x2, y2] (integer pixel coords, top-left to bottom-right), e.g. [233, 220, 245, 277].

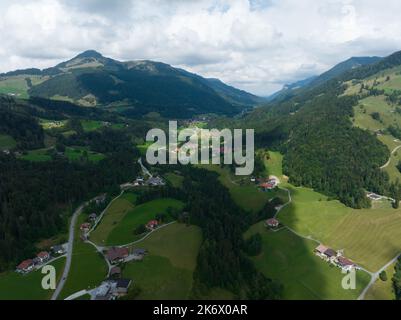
[75, 50, 104, 59]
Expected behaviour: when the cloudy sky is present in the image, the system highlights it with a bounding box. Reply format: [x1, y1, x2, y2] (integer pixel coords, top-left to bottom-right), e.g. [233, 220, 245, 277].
[1, 0, 401, 95]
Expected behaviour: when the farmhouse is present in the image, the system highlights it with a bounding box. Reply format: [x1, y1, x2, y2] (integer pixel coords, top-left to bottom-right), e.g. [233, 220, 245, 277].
[146, 220, 159, 230]
[37, 251, 50, 263]
[106, 247, 129, 264]
[265, 218, 280, 228]
[336, 257, 356, 271]
[16, 259, 34, 273]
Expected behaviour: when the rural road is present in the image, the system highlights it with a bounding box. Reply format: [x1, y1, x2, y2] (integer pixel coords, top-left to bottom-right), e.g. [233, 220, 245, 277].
[51, 203, 85, 300]
[380, 145, 401, 169]
[358, 253, 401, 300]
[138, 158, 152, 178]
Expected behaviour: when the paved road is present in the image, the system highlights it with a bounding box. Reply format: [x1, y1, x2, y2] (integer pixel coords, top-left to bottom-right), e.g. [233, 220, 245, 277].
[358, 253, 401, 300]
[380, 145, 401, 169]
[51, 203, 85, 300]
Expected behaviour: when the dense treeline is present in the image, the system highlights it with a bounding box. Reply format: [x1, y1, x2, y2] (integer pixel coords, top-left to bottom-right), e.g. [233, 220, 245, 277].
[0, 97, 44, 150]
[0, 151, 140, 271]
[393, 256, 401, 300]
[180, 166, 281, 299]
[140, 164, 282, 299]
[282, 95, 389, 208]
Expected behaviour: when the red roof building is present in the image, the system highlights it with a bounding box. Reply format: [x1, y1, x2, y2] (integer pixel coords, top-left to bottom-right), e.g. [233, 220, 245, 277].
[265, 218, 280, 228]
[337, 256, 355, 268]
[37, 251, 50, 262]
[146, 220, 159, 230]
[17, 259, 34, 273]
[106, 247, 129, 264]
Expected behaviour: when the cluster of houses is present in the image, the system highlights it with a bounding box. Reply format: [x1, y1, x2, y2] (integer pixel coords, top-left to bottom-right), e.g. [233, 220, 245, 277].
[16, 244, 68, 274]
[16, 251, 51, 274]
[121, 176, 165, 190]
[315, 244, 359, 272]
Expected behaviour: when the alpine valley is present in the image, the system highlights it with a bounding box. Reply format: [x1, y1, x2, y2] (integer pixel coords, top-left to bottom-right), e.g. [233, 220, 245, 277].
[1, 49, 401, 301]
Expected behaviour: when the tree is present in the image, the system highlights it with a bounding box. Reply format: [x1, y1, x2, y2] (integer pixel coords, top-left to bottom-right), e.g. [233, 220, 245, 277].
[379, 271, 388, 281]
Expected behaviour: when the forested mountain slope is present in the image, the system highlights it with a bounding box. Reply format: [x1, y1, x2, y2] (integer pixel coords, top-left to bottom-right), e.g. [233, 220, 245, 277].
[241, 52, 401, 208]
[1, 50, 262, 118]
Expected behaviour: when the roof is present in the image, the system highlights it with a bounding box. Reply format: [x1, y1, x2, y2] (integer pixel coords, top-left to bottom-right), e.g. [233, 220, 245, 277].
[17, 259, 34, 270]
[80, 223, 91, 229]
[324, 248, 337, 257]
[37, 251, 49, 259]
[315, 244, 328, 254]
[106, 247, 129, 261]
[266, 218, 279, 226]
[337, 256, 355, 267]
[116, 279, 132, 289]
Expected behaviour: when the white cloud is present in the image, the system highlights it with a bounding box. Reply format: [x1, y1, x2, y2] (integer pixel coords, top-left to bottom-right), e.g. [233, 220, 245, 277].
[0, 0, 401, 95]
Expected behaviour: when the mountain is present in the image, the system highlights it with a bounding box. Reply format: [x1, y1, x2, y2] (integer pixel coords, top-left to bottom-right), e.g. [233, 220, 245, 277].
[269, 56, 382, 102]
[0, 50, 262, 118]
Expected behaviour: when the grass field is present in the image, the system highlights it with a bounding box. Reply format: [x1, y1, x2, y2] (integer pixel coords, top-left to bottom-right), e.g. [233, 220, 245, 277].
[90, 193, 137, 245]
[0, 134, 17, 150]
[59, 216, 108, 300]
[245, 225, 370, 300]
[265, 151, 284, 178]
[0, 257, 66, 300]
[277, 184, 401, 272]
[21, 148, 53, 162]
[123, 223, 202, 299]
[106, 198, 185, 246]
[80, 120, 104, 132]
[365, 262, 396, 300]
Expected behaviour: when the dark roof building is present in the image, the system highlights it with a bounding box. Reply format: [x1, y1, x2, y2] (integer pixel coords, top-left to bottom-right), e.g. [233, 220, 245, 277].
[323, 248, 337, 258]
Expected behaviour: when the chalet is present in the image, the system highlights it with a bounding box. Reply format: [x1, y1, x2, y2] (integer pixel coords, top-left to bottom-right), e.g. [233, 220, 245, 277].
[146, 220, 159, 230]
[336, 257, 356, 271]
[265, 218, 280, 228]
[259, 182, 276, 190]
[89, 213, 97, 221]
[106, 247, 129, 264]
[116, 279, 132, 295]
[80, 223, 91, 232]
[16, 259, 34, 273]
[37, 251, 50, 263]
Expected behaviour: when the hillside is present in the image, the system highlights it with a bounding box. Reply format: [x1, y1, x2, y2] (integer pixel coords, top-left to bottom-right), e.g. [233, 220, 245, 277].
[269, 56, 382, 102]
[0, 50, 262, 118]
[242, 52, 401, 208]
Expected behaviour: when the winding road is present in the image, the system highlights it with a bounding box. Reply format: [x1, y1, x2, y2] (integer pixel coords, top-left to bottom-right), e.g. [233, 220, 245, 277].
[51, 203, 85, 300]
[380, 145, 401, 169]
